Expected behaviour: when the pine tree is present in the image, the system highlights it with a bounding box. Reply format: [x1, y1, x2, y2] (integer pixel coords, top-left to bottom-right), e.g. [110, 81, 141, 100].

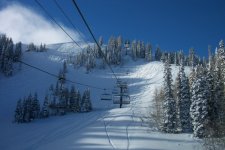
[63, 61, 67, 73]
[14, 99, 23, 123]
[155, 46, 162, 61]
[140, 41, 145, 58]
[27, 43, 36, 51]
[14, 42, 22, 62]
[97, 36, 103, 57]
[175, 67, 182, 131]
[217, 40, 225, 83]
[177, 62, 192, 132]
[58, 70, 66, 85]
[162, 59, 177, 133]
[115, 36, 122, 64]
[131, 40, 137, 60]
[145, 43, 152, 62]
[136, 41, 141, 58]
[160, 52, 166, 63]
[0, 35, 16, 75]
[214, 60, 225, 136]
[174, 52, 177, 65]
[69, 85, 76, 112]
[22, 96, 32, 122]
[190, 70, 209, 138]
[41, 95, 49, 118]
[32, 93, 40, 119]
[55, 81, 59, 96]
[76, 90, 81, 112]
[64, 87, 70, 112]
[58, 89, 66, 115]
[206, 68, 216, 129]
[99, 36, 103, 47]
[189, 67, 196, 89]
[81, 89, 92, 112]
[189, 48, 195, 67]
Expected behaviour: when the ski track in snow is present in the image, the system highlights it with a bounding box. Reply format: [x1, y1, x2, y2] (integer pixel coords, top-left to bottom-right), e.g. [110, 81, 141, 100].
[0, 46, 202, 150]
[100, 62, 164, 150]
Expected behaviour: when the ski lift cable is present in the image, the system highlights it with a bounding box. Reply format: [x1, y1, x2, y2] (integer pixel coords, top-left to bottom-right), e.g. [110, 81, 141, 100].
[33, 0, 118, 91]
[18, 60, 111, 91]
[71, 0, 120, 83]
[34, 0, 84, 51]
[53, 0, 91, 46]
[53, 0, 98, 58]
[33, 0, 112, 90]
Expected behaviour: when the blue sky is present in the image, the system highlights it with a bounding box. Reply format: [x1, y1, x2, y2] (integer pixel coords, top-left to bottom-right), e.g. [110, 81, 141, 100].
[0, 0, 225, 57]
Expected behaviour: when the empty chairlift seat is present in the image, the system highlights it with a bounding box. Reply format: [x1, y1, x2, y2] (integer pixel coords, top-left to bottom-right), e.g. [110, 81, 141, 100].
[101, 89, 112, 100]
[113, 94, 130, 104]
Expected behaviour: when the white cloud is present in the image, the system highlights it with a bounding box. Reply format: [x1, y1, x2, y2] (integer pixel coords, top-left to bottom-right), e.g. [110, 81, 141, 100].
[0, 3, 83, 45]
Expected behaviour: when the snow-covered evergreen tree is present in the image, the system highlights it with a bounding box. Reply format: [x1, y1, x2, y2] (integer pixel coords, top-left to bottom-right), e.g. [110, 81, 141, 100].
[58, 69, 66, 86]
[54, 81, 60, 96]
[131, 40, 137, 60]
[140, 41, 145, 58]
[145, 43, 152, 62]
[155, 46, 162, 61]
[14, 99, 23, 123]
[189, 67, 196, 89]
[160, 52, 166, 63]
[98, 36, 103, 47]
[69, 85, 76, 112]
[27, 43, 37, 51]
[63, 61, 67, 73]
[190, 68, 209, 138]
[162, 59, 177, 133]
[64, 87, 70, 111]
[214, 59, 225, 135]
[136, 41, 141, 58]
[206, 67, 217, 132]
[22, 96, 32, 122]
[31, 93, 40, 119]
[217, 40, 225, 82]
[176, 62, 192, 132]
[14, 42, 22, 62]
[77, 90, 81, 111]
[41, 95, 50, 118]
[85, 46, 96, 73]
[95, 36, 103, 56]
[69, 86, 81, 112]
[80, 89, 92, 112]
[189, 48, 195, 67]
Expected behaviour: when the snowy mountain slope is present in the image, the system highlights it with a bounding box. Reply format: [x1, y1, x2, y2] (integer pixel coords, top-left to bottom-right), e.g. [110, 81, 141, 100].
[0, 45, 202, 150]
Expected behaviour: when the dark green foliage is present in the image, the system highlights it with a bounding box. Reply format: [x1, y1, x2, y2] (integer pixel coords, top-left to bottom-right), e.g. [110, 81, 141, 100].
[14, 99, 23, 123]
[176, 63, 192, 132]
[41, 95, 49, 118]
[162, 59, 177, 133]
[81, 89, 92, 112]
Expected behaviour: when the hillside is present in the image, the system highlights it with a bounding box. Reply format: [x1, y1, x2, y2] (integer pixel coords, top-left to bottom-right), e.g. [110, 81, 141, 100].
[0, 44, 202, 150]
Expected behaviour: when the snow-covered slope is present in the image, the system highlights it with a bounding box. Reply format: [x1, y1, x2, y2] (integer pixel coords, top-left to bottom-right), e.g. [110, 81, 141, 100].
[0, 45, 202, 150]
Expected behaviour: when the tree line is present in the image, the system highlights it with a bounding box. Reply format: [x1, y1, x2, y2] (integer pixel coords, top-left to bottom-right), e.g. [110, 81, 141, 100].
[0, 34, 22, 76]
[14, 63, 92, 123]
[152, 40, 225, 148]
[67, 36, 204, 73]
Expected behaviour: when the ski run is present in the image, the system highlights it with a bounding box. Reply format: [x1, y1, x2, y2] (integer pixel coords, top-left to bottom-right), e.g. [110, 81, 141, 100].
[0, 43, 204, 150]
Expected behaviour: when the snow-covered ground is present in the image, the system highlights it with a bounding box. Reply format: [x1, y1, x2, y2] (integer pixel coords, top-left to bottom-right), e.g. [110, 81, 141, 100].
[0, 45, 202, 150]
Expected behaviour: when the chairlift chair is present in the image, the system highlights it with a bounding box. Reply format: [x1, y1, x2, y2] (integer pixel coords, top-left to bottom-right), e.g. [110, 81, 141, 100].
[101, 89, 112, 100]
[113, 94, 130, 104]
